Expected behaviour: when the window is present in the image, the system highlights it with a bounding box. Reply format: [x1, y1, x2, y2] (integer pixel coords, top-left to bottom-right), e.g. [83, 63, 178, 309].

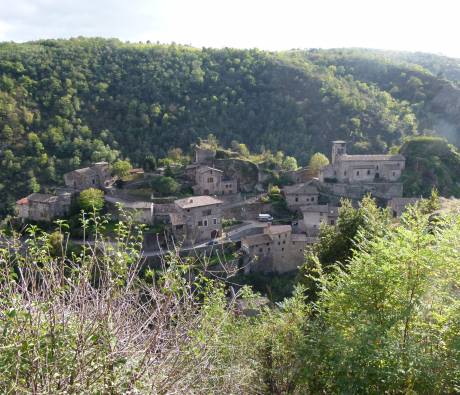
[92, 179, 95, 184]
[259, 248, 263, 253]
[202, 209, 212, 216]
[203, 219, 208, 227]
[330, 219, 335, 225]
[278, 242, 280, 245]
[268, 247, 271, 252]
[175, 224, 183, 230]
[356, 171, 360, 176]
[392, 172, 396, 177]
[207, 177, 214, 183]
[213, 218, 218, 225]
[344, 171, 347, 176]
[198, 220, 203, 226]
[367, 170, 371, 175]
[282, 248, 284, 252]
[282, 240, 286, 244]
[295, 197, 298, 202]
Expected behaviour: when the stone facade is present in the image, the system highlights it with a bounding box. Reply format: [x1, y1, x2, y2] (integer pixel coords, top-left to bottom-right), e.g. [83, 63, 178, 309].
[282, 167, 313, 184]
[16, 192, 72, 222]
[192, 166, 238, 195]
[194, 144, 216, 164]
[64, 162, 112, 190]
[283, 181, 319, 211]
[388, 197, 421, 218]
[174, 196, 223, 245]
[300, 204, 339, 236]
[241, 224, 315, 273]
[319, 141, 405, 184]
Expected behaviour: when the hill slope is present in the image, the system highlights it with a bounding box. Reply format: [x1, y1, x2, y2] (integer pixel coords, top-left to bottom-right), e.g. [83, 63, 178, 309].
[0, 38, 420, 214]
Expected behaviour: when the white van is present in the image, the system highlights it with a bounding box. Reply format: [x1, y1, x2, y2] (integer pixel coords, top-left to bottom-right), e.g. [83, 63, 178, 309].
[258, 213, 273, 222]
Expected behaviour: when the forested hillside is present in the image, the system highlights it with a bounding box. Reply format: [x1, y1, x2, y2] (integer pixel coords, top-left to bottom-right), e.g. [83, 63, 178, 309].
[299, 48, 460, 144]
[1, 38, 460, 214]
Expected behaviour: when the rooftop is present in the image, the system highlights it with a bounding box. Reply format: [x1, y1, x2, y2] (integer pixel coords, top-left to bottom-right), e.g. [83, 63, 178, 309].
[175, 196, 223, 209]
[196, 166, 223, 174]
[263, 224, 292, 235]
[339, 154, 405, 162]
[27, 193, 60, 204]
[283, 181, 318, 195]
[301, 204, 339, 215]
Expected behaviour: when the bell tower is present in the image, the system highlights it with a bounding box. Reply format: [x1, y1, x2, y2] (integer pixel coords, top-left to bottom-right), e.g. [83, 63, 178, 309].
[331, 140, 346, 164]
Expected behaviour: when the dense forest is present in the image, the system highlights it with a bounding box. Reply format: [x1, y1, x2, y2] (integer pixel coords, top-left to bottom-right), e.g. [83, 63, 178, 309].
[2, 38, 460, 214]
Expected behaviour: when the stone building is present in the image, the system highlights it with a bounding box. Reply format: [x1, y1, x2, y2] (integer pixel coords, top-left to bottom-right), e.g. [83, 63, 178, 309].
[192, 166, 238, 196]
[173, 196, 223, 245]
[319, 141, 405, 183]
[283, 181, 319, 211]
[241, 224, 314, 273]
[64, 162, 112, 190]
[300, 204, 339, 236]
[388, 197, 421, 218]
[15, 192, 72, 222]
[282, 167, 313, 184]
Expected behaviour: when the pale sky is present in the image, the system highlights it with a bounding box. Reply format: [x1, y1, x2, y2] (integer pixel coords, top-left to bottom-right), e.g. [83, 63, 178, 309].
[0, 0, 459, 57]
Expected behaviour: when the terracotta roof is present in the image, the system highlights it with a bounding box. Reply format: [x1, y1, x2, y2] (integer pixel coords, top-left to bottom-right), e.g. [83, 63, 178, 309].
[175, 196, 223, 209]
[16, 197, 28, 205]
[339, 154, 405, 162]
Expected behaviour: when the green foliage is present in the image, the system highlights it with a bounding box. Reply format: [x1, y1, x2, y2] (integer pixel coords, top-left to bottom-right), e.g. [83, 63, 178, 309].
[400, 136, 460, 197]
[150, 176, 180, 196]
[111, 159, 132, 177]
[299, 196, 391, 298]
[308, 152, 330, 175]
[78, 188, 105, 212]
[0, 38, 424, 217]
[300, 209, 460, 393]
[2, 207, 460, 393]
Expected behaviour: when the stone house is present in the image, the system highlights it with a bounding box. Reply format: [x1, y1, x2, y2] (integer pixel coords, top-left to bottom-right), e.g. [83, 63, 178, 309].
[241, 224, 315, 273]
[192, 166, 238, 195]
[64, 162, 112, 190]
[300, 204, 339, 236]
[282, 167, 313, 184]
[15, 192, 72, 222]
[388, 197, 421, 218]
[283, 181, 319, 211]
[174, 196, 223, 245]
[319, 141, 405, 184]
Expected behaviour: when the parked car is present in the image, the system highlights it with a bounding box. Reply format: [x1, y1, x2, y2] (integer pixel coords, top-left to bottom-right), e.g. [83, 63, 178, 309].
[258, 213, 273, 222]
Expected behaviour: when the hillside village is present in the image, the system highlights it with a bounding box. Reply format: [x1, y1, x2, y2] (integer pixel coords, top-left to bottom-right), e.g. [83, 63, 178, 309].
[14, 139, 421, 274]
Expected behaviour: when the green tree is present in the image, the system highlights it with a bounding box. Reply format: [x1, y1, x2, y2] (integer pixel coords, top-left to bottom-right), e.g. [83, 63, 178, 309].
[308, 152, 329, 176]
[111, 160, 132, 177]
[79, 188, 105, 212]
[150, 176, 180, 196]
